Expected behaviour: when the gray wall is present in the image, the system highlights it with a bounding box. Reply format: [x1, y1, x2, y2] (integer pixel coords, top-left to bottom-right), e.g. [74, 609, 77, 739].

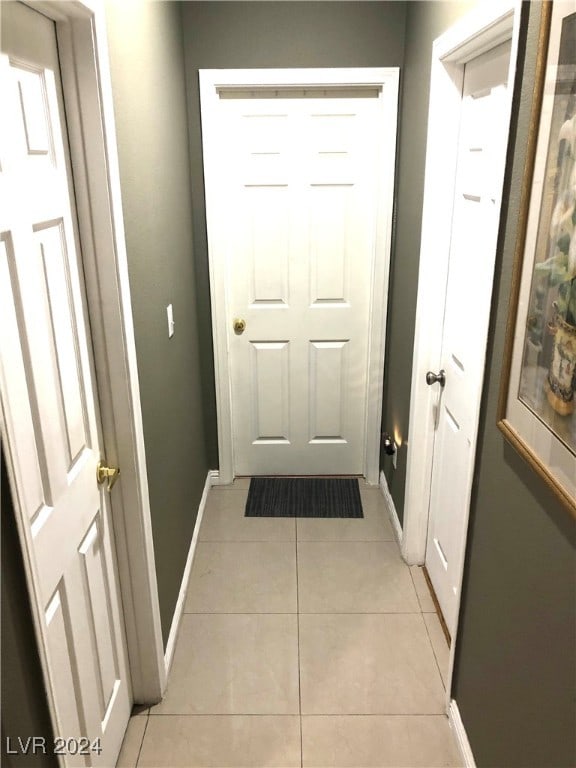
[105, 1, 208, 645]
[181, 0, 407, 466]
[1, 450, 56, 767]
[380, 0, 477, 519]
[4, 5, 575, 765]
[452, 5, 576, 766]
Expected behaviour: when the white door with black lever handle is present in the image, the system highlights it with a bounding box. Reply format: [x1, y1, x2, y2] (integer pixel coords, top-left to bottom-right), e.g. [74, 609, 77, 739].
[424, 41, 511, 635]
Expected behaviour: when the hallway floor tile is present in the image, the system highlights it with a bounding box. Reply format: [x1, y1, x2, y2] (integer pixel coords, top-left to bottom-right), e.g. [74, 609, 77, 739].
[117, 479, 460, 767]
[151, 613, 300, 715]
[296, 487, 395, 542]
[299, 613, 445, 715]
[200, 489, 296, 542]
[297, 541, 420, 613]
[138, 716, 301, 767]
[185, 542, 297, 613]
[301, 715, 460, 767]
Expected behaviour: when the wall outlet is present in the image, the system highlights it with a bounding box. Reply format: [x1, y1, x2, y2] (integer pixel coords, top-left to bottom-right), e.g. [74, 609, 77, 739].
[167, 304, 175, 338]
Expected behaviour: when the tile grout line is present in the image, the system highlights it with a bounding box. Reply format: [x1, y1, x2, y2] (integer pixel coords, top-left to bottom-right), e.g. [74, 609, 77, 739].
[134, 712, 149, 768]
[199, 539, 296, 543]
[200, 539, 396, 544]
[181, 611, 426, 615]
[144, 711, 448, 717]
[408, 566, 441, 614]
[422, 614, 447, 693]
[295, 516, 303, 768]
[409, 566, 447, 691]
[144, 712, 447, 718]
[409, 566, 427, 614]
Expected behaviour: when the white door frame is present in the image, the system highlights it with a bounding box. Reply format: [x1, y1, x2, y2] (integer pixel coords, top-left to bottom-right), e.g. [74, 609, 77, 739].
[200, 67, 399, 486]
[402, 1, 522, 709]
[0, 0, 166, 716]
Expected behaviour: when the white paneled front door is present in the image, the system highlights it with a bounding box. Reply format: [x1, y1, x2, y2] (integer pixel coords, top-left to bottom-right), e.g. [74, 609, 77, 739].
[425, 42, 511, 634]
[0, 4, 130, 764]
[202, 73, 398, 478]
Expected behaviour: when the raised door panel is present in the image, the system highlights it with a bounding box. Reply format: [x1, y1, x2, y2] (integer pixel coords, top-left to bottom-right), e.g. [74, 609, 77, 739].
[307, 186, 352, 307]
[44, 588, 85, 764]
[309, 340, 349, 444]
[78, 517, 122, 729]
[8, 60, 55, 168]
[242, 186, 291, 308]
[0, 233, 46, 521]
[249, 341, 291, 445]
[426, 401, 471, 630]
[33, 222, 91, 467]
[303, 101, 375, 321]
[10, 223, 71, 501]
[307, 111, 356, 185]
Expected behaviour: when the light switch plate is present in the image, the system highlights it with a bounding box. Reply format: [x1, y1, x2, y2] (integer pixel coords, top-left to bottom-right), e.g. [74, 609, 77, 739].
[167, 304, 174, 338]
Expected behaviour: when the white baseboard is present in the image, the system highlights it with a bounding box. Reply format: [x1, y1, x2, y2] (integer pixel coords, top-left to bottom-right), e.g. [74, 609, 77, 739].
[164, 470, 213, 675]
[379, 470, 403, 545]
[449, 699, 476, 768]
[209, 469, 237, 487]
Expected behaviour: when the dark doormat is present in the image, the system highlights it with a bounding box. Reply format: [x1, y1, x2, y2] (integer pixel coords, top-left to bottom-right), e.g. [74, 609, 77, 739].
[245, 477, 364, 518]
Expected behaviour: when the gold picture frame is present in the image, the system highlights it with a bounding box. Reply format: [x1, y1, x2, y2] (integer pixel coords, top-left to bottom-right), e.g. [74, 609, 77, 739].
[498, 1, 576, 519]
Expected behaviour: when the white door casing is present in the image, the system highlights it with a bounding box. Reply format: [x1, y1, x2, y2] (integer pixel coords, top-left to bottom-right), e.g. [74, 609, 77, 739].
[0, 3, 130, 763]
[1, 0, 165, 733]
[402, 0, 521, 710]
[201, 69, 399, 483]
[425, 41, 511, 634]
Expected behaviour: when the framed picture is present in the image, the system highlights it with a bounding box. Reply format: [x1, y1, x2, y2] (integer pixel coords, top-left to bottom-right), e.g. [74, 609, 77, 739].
[498, 1, 576, 518]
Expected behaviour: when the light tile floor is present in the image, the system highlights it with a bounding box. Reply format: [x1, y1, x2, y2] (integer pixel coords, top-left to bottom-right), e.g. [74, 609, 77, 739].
[117, 481, 461, 767]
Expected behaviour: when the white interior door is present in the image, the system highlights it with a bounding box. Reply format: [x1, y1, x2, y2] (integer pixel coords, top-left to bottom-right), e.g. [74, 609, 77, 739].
[0, 4, 130, 764]
[213, 88, 386, 476]
[425, 41, 511, 634]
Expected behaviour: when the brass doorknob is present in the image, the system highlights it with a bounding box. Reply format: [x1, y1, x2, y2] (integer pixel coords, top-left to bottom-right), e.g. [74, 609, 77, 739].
[233, 318, 246, 334]
[96, 461, 120, 492]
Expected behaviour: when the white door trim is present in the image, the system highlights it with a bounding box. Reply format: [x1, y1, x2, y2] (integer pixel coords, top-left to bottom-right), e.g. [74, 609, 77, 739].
[401, 0, 521, 707]
[1, 0, 166, 718]
[449, 699, 477, 768]
[200, 67, 399, 486]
